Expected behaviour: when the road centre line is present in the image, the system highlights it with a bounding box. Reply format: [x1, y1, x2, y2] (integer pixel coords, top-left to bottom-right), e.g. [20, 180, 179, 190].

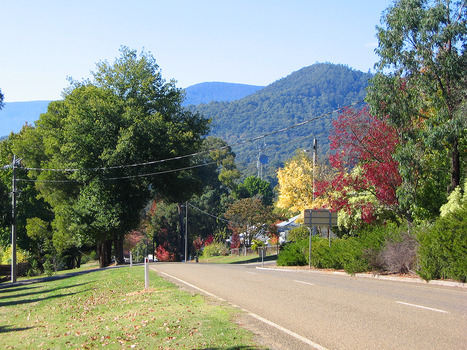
[396, 301, 448, 313]
[154, 268, 329, 350]
[294, 280, 315, 286]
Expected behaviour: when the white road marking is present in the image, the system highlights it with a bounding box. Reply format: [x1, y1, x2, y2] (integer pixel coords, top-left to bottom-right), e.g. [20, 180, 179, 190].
[396, 301, 448, 313]
[155, 269, 329, 350]
[246, 271, 258, 275]
[294, 280, 315, 286]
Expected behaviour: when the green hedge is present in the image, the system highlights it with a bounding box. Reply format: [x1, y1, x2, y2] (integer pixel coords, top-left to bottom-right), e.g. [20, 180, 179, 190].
[277, 224, 398, 274]
[417, 206, 467, 282]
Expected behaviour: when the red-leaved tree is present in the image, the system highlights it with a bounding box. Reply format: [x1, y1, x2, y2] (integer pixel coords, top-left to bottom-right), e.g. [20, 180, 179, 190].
[316, 107, 401, 223]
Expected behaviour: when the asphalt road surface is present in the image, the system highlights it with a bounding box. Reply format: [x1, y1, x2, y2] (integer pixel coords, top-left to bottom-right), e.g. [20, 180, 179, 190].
[151, 263, 467, 349]
[151, 262, 467, 350]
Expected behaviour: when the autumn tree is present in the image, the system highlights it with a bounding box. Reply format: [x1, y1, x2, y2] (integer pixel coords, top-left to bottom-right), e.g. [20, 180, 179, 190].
[315, 108, 402, 227]
[276, 150, 332, 215]
[367, 0, 467, 219]
[224, 197, 279, 247]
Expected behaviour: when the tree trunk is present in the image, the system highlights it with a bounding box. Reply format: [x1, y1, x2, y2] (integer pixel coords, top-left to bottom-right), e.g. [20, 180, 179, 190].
[98, 240, 113, 268]
[449, 137, 460, 193]
[76, 254, 81, 269]
[113, 235, 124, 265]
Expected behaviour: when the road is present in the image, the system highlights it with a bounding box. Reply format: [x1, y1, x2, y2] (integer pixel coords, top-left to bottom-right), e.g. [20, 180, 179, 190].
[151, 262, 467, 350]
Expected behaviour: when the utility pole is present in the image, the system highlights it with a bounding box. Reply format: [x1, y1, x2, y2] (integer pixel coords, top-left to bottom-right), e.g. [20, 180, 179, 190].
[11, 155, 18, 283]
[185, 201, 188, 262]
[312, 139, 317, 237]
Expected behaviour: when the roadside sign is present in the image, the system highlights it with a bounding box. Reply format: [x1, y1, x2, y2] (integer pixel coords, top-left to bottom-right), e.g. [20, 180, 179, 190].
[304, 209, 337, 226]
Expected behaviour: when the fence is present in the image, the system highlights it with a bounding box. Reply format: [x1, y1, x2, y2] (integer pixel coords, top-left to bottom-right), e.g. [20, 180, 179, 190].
[0, 263, 30, 277]
[230, 245, 280, 256]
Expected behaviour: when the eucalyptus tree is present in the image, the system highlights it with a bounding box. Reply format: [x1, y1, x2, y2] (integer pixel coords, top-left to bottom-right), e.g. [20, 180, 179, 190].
[367, 0, 467, 220]
[14, 47, 210, 267]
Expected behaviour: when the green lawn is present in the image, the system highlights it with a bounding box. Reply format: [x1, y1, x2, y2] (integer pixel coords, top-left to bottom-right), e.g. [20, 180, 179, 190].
[198, 253, 278, 264]
[0, 264, 265, 349]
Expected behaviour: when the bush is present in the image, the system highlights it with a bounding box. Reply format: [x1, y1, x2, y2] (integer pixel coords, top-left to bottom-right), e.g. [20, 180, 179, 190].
[202, 242, 229, 257]
[278, 223, 422, 275]
[288, 226, 309, 242]
[309, 237, 371, 274]
[277, 239, 308, 266]
[378, 233, 417, 274]
[0, 245, 31, 264]
[251, 239, 265, 251]
[417, 206, 467, 282]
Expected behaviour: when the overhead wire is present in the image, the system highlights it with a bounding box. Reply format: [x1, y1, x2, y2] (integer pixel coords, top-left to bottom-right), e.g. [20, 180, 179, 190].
[5, 100, 364, 182]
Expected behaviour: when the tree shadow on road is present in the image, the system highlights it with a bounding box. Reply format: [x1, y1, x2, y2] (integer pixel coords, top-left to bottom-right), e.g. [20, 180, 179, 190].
[230, 254, 278, 265]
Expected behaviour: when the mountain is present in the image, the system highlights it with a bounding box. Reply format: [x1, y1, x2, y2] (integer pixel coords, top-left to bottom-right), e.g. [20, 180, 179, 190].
[189, 63, 372, 181]
[0, 83, 263, 138]
[182, 82, 264, 106]
[0, 64, 372, 183]
[0, 100, 51, 137]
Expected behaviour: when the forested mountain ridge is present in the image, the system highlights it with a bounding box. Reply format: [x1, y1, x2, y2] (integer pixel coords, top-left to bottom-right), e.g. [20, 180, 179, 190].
[189, 63, 372, 180]
[0, 83, 263, 137]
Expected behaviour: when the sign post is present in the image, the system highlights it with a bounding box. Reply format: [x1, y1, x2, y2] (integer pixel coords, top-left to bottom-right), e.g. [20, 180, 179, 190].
[303, 209, 338, 268]
[144, 257, 149, 290]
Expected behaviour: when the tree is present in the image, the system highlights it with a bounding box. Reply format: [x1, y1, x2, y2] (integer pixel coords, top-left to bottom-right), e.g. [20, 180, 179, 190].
[315, 108, 402, 227]
[13, 47, 210, 267]
[367, 0, 467, 219]
[276, 150, 332, 215]
[235, 176, 274, 206]
[224, 197, 279, 247]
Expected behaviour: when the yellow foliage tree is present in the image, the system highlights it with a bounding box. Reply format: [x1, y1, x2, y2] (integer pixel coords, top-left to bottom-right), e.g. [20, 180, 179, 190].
[276, 151, 332, 215]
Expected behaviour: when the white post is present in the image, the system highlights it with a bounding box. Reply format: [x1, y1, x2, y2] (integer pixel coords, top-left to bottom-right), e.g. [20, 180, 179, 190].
[130, 251, 133, 267]
[144, 257, 149, 290]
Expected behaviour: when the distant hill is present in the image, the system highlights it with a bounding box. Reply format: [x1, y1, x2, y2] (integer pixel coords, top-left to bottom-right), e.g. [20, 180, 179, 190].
[1, 64, 372, 183]
[189, 63, 372, 181]
[0, 101, 51, 137]
[0, 83, 263, 138]
[182, 82, 264, 106]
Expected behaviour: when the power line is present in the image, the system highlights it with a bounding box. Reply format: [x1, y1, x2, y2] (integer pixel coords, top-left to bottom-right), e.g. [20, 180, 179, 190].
[187, 202, 236, 225]
[5, 100, 364, 173]
[17, 161, 219, 183]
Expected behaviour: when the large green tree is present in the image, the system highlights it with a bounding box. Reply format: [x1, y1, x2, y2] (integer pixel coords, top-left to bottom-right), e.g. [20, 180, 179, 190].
[235, 176, 274, 206]
[367, 0, 467, 220]
[14, 47, 210, 267]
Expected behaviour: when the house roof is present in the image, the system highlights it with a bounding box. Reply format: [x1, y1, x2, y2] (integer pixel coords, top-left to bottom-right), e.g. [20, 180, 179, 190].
[276, 214, 301, 228]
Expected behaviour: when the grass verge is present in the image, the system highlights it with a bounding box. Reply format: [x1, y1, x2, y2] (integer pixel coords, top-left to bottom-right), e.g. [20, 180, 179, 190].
[0, 264, 264, 349]
[199, 254, 278, 264]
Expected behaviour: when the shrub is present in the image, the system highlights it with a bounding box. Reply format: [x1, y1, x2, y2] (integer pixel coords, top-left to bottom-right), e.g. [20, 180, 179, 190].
[417, 206, 467, 282]
[309, 237, 371, 274]
[277, 239, 308, 266]
[378, 233, 418, 274]
[288, 226, 309, 242]
[156, 245, 176, 262]
[203, 242, 229, 257]
[251, 239, 265, 251]
[0, 245, 31, 264]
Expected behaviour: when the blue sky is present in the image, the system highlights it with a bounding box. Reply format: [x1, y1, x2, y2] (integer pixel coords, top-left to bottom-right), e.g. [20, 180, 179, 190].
[1, 0, 392, 102]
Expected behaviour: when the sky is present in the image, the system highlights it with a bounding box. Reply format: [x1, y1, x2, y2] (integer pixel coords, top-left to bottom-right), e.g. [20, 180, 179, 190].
[0, 0, 393, 102]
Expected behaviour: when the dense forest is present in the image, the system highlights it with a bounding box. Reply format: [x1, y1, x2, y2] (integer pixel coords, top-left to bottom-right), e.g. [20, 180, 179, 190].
[188, 63, 372, 181]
